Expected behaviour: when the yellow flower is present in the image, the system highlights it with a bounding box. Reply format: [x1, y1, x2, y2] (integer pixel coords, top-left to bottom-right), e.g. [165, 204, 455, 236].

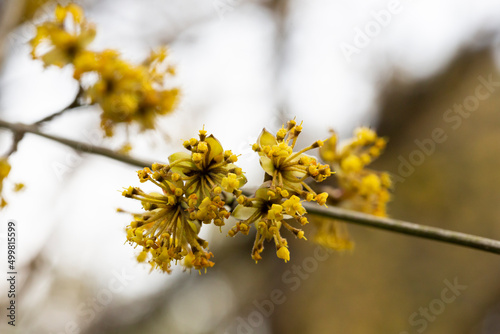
[0, 158, 10, 179]
[229, 186, 308, 263]
[359, 174, 381, 195]
[340, 155, 363, 173]
[31, 5, 180, 137]
[253, 119, 332, 204]
[276, 247, 290, 262]
[122, 128, 247, 272]
[0, 158, 11, 209]
[313, 127, 391, 249]
[168, 129, 246, 200]
[312, 218, 354, 251]
[123, 169, 214, 273]
[30, 4, 96, 68]
[13, 183, 25, 192]
[83, 49, 180, 136]
[221, 173, 240, 193]
[319, 127, 391, 216]
[321, 127, 387, 171]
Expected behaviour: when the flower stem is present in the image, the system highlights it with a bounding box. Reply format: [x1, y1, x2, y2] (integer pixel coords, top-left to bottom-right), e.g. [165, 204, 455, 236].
[1, 118, 500, 255]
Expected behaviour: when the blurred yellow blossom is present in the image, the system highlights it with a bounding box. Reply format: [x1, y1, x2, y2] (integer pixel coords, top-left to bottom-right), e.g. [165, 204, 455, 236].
[30, 4, 96, 68]
[0, 158, 11, 209]
[312, 127, 392, 250]
[82, 48, 180, 136]
[312, 219, 354, 251]
[319, 127, 391, 217]
[31, 4, 180, 137]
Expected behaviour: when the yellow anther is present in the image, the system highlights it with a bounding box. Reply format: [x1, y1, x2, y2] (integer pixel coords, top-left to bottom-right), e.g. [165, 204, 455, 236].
[221, 173, 240, 193]
[197, 141, 208, 152]
[137, 251, 148, 262]
[192, 153, 203, 163]
[312, 140, 323, 148]
[167, 195, 176, 205]
[258, 221, 267, 230]
[276, 127, 287, 140]
[276, 247, 290, 263]
[315, 192, 328, 206]
[237, 195, 246, 205]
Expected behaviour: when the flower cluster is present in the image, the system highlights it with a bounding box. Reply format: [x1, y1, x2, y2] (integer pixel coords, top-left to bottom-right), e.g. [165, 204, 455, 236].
[229, 185, 308, 262]
[123, 129, 246, 273]
[251, 119, 331, 203]
[320, 127, 391, 216]
[169, 128, 246, 200]
[122, 122, 390, 273]
[312, 127, 392, 249]
[31, 4, 179, 137]
[229, 119, 332, 263]
[31, 4, 96, 68]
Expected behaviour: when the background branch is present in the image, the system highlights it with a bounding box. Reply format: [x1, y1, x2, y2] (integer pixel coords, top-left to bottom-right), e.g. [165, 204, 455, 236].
[0, 119, 153, 167]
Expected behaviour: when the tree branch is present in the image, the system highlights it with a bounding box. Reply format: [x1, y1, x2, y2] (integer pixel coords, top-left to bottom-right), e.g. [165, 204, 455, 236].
[304, 204, 500, 255]
[0, 119, 153, 167]
[1, 118, 500, 255]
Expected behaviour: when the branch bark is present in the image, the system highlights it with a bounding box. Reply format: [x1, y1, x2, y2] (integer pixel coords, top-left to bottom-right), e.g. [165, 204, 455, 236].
[304, 204, 500, 255]
[0, 119, 153, 167]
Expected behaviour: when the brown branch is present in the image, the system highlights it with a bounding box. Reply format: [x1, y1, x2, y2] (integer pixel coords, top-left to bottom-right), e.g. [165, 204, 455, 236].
[0, 119, 153, 167]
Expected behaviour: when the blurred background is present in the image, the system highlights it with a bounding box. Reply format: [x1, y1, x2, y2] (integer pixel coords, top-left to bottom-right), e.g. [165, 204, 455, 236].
[1, 0, 500, 333]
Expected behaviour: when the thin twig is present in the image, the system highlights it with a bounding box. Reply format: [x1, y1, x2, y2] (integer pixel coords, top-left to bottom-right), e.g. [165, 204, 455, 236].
[5, 130, 24, 156]
[0, 119, 153, 167]
[34, 86, 85, 125]
[1, 118, 500, 255]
